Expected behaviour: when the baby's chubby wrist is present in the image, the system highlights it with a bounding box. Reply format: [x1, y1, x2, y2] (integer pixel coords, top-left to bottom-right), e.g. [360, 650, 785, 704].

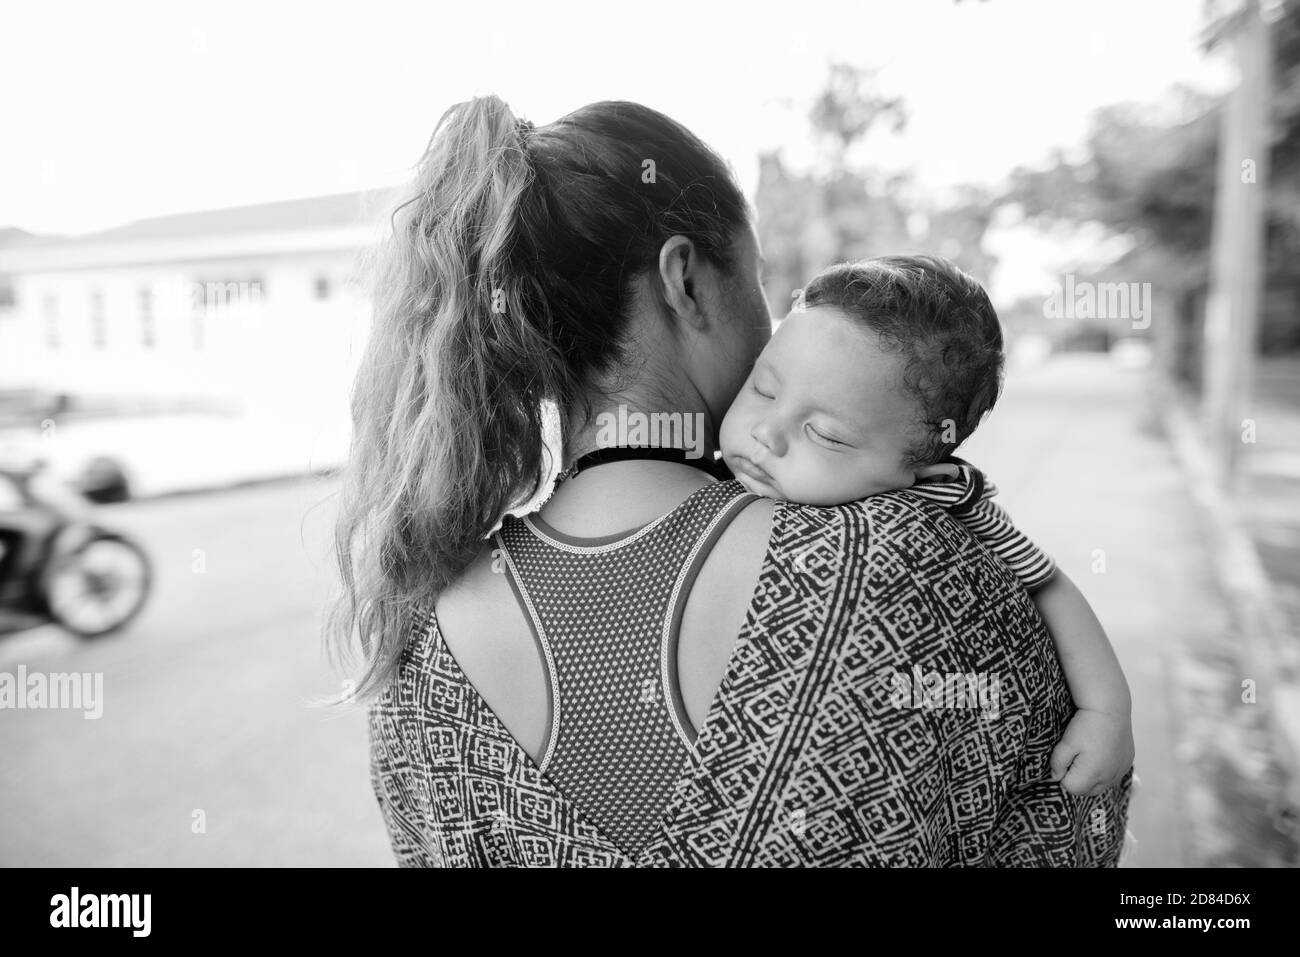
[1073, 694, 1132, 719]
[1076, 669, 1133, 718]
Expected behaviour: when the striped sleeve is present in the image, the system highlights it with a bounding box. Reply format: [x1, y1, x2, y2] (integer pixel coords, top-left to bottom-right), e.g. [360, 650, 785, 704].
[960, 497, 1057, 592]
[907, 461, 1058, 593]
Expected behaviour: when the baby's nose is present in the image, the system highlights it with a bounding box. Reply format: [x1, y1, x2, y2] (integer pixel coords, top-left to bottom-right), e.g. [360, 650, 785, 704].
[752, 421, 785, 456]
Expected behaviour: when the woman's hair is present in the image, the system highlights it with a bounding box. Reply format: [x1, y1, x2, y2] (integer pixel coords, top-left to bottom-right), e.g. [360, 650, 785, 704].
[802, 255, 1004, 467]
[326, 96, 750, 703]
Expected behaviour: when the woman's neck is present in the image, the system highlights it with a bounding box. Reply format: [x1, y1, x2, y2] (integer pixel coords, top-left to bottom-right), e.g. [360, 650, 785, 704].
[562, 386, 719, 468]
[539, 454, 717, 537]
[539, 380, 721, 537]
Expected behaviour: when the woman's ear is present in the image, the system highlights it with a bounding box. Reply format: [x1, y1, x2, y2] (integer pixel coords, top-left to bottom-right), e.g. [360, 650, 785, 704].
[656, 235, 706, 329]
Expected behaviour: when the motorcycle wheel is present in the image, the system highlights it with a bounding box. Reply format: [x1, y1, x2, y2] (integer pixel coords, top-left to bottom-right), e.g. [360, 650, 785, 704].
[41, 532, 152, 637]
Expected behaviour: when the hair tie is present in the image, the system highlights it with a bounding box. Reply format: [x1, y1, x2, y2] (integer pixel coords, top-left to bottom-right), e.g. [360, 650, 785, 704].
[515, 118, 535, 142]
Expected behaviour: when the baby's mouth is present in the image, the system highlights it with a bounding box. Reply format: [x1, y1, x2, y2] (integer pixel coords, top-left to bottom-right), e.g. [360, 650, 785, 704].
[731, 455, 776, 489]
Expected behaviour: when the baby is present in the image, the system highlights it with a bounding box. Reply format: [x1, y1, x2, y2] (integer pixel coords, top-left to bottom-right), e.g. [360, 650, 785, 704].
[718, 255, 1134, 797]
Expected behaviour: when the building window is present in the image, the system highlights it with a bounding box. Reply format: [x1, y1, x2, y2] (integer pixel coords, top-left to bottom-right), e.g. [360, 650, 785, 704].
[192, 275, 264, 312]
[140, 286, 155, 348]
[43, 293, 59, 349]
[90, 290, 106, 349]
[314, 275, 331, 300]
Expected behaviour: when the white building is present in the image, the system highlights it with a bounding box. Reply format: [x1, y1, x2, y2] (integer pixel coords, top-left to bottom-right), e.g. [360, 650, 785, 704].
[0, 189, 400, 497]
[0, 189, 397, 407]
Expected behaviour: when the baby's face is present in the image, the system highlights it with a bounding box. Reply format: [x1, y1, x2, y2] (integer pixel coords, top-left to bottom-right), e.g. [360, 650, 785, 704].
[719, 305, 922, 505]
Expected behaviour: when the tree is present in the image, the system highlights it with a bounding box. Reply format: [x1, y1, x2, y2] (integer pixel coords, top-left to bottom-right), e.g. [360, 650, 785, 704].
[1000, 0, 1300, 385]
[756, 62, 999, 315]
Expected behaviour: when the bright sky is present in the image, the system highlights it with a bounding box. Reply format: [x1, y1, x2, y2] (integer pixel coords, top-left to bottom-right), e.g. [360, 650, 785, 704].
[1, 0, 1231, 299]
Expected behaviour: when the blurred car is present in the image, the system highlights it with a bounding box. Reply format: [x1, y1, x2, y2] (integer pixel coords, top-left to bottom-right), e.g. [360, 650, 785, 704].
[1109, 336, 1154, 371]
[1008, 332, 1053, 369]
[0, 391, 348, 503]
[1054, 321, 1113, 353]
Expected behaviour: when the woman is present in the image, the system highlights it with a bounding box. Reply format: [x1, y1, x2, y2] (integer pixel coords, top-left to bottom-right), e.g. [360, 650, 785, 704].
[328, 95, 1131, 866]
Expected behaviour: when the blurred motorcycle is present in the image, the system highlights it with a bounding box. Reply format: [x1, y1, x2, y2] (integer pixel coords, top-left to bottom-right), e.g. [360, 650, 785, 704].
[0, 463, 152, 637]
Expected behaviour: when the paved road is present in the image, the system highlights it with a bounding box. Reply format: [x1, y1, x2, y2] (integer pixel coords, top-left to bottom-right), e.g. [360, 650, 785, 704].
[2, 353, 1284, 866]
[0, 475, 391, 866]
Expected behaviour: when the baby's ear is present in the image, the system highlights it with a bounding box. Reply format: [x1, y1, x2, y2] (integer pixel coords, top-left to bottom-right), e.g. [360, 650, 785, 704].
[912, 463, 961, 485]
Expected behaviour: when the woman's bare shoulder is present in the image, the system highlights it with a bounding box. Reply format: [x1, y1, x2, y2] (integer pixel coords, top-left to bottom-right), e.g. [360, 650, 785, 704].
[434, 538, 515, 632]
[724, 494, 776, 546]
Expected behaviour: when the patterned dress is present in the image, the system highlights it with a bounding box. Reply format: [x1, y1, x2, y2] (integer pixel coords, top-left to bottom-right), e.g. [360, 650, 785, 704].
[368, 480, 1132, 866]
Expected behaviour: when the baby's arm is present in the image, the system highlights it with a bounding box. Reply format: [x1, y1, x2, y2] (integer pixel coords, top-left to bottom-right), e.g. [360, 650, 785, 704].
[1031, 569, 1134, 795]
[909, 463, 1134, 794]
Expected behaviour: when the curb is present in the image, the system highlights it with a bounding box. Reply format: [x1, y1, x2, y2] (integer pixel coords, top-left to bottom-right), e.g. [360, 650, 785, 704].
[1154, 377, 1300, 817]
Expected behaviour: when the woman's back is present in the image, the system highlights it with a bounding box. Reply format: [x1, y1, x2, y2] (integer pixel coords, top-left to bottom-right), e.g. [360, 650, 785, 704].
[434, 462, 771, 765]
[368, 470, 1132, 866]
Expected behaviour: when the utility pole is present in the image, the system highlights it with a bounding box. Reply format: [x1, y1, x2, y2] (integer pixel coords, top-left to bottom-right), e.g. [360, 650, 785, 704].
[1202, 0, 1273, 487]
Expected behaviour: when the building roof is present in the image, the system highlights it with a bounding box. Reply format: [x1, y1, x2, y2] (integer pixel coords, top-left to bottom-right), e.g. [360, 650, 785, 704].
[0, 186, 407, 272]
[62, 188, 402, 245]
[0, 226, 61, 248]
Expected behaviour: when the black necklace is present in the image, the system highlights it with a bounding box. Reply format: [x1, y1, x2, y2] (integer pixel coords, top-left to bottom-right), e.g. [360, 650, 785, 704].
[555, 445, 734, 484]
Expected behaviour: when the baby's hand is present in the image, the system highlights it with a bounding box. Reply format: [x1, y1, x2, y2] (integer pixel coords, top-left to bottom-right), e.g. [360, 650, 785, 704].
[1048, 708, 1135, 796]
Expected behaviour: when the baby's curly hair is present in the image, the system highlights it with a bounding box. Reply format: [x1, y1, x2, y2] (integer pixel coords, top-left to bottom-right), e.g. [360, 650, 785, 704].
[801, 255, 1004, 468]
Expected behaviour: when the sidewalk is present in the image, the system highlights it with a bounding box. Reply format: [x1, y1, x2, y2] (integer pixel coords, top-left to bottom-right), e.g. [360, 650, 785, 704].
[1155, 376, 1300, 867]
[963, 353, 1300, 866]
[1243, 357, 1300, 677]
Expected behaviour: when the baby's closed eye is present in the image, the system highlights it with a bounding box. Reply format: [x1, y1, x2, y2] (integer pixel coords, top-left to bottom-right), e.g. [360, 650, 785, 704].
[806, 423, 847, 447]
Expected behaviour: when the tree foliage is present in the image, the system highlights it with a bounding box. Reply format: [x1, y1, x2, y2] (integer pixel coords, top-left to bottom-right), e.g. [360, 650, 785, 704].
[755, 62, 997, 316]
[1002, 0, 1300, 364]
